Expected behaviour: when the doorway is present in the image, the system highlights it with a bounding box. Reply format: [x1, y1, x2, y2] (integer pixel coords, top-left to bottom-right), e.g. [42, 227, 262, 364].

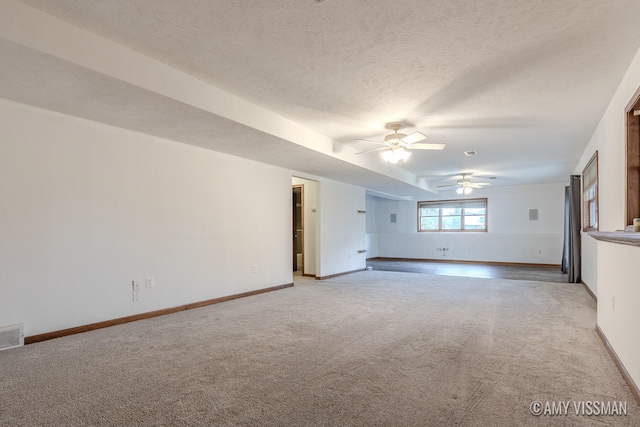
[292, 185, 304, 273]
[292, 177, 318, 277]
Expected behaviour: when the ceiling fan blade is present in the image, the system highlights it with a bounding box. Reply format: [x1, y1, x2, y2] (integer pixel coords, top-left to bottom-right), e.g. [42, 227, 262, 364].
[355, 146, 391, 155]
[410, 143, 446, 150]
[437, 184, 459, 189]
[469, 183, 491, 188]
[401, 131, 427, 144]
[356, 138, 387, 146]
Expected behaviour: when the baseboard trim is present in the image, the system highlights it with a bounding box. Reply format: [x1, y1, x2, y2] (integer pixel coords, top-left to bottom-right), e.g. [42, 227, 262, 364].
[302, 273, 316, 278]
[25, 283, 294, 345]
[581, 280, 597, 302]
[367, 256, 561, 268]
[316, 268, 366, 280]
[595, 324, 640, 406]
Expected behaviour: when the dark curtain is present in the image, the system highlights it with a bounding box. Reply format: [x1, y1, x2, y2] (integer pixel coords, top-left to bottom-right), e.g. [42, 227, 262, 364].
[561, 186, 570, 274]
[562, 175, 581, 282]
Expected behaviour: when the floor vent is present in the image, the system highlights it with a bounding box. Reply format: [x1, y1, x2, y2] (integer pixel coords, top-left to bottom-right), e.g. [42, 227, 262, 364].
[0, 324, 24, 351]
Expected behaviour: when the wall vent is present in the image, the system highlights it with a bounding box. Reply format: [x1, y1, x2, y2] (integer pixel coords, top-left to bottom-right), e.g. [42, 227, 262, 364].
[529, 209, 539, 221]
[0, 324, 24, 351]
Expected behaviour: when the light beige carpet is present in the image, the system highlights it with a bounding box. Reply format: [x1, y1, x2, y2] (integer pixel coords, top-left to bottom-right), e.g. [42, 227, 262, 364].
[0, 271, 637, 426]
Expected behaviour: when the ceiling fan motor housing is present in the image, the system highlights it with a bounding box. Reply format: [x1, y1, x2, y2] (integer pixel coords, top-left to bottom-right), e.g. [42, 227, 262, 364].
[385, 133, 406, 143]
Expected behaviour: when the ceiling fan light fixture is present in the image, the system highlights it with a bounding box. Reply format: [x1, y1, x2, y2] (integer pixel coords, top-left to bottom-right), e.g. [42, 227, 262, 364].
[381, 148, 411, 164]
[456, 185, 473, 195]
[380, 150, 395, 163]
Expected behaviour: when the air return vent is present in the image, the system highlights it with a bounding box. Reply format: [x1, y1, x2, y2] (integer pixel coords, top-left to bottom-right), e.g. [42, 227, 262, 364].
[0, 324, 24, 351]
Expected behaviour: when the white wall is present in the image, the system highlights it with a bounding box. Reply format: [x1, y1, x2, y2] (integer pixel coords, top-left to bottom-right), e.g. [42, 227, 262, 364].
[369, 183, 566, 264]
[0, 100, 292, 336]
[573, 44, 640, 390]
[292, 176, 318, 276]
[595, 243, 640, 383]
[580, 234, 598, 295]
[317, 180, 367, 277]
[365, 194, 378, 258]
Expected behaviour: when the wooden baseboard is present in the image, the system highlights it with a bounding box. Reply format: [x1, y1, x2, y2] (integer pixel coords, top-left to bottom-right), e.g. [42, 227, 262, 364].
[302, 273, 316, 278]
[25, 283, 294, 345]
[316, 268, 366, 280]
[595, 324, 640, 406]
[581, 280, 597, 302]
[366, 256, 561, 268]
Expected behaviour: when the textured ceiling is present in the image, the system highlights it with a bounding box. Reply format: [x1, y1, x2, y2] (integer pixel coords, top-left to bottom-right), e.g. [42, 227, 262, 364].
[8, 0, 640, 195]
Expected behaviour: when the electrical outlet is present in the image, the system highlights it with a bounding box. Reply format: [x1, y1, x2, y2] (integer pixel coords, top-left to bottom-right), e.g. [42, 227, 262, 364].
[145, 276, 154, 288]
[612, 295, 615, 311]
[133, 291, 140, 302]
[252, 265, 257, 273]
[132, 280, 140, 292]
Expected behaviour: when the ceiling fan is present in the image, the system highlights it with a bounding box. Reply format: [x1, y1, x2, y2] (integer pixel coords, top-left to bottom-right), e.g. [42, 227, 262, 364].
[438, 173, 491, 194]
[355, 123, 445, 163]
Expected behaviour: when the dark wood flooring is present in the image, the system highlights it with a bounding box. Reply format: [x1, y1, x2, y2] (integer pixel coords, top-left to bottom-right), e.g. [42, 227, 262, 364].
[366, 258, 568, 283]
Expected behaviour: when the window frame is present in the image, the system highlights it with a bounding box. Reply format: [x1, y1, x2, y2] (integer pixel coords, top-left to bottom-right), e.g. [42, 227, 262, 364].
[626, 86, 640, 226]
[417, 198, 488, 232]
[582, 151, 598, 231]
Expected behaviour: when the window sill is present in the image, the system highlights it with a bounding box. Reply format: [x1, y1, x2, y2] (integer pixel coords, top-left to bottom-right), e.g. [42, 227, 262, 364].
[587, 231, 640, 247]
[418, 230, 487, 233]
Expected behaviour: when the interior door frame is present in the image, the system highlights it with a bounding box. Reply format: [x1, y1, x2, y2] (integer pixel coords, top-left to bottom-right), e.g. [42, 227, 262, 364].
[292, 184, 304, 273]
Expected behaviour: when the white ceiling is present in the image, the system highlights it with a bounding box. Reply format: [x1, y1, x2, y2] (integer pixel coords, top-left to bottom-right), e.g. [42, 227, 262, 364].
[6, 0, 640, 197]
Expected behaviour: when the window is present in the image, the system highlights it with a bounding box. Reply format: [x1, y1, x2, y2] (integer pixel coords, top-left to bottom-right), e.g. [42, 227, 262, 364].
[582, 151, 598, 231]
[418, 199, 487, 232]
